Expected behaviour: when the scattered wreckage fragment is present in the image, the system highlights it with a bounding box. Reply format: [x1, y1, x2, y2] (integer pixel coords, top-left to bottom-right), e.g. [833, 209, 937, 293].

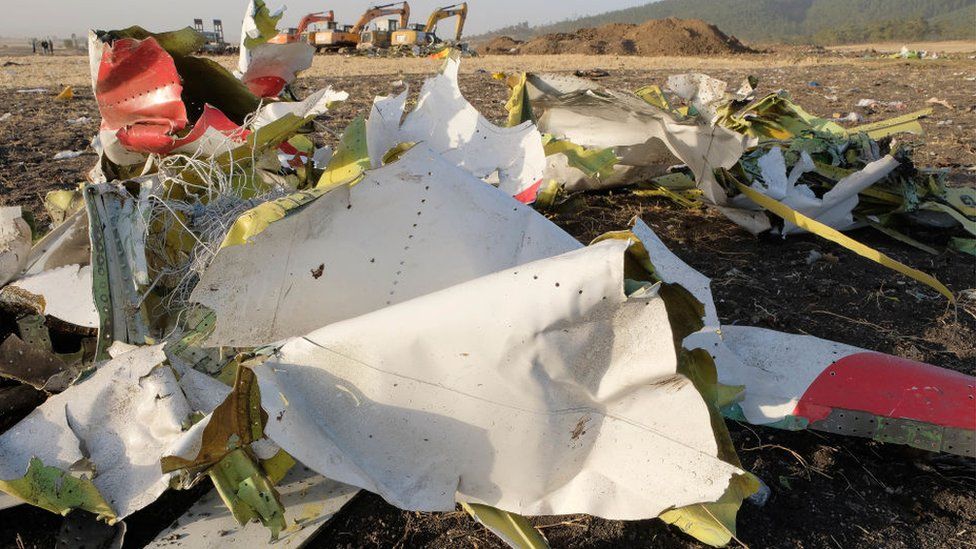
[88, 7, 321, 171]
[251, 238, 746, 520]
[0, 344, 222, 519]
[0, 207, 32, 286]
[147, 466, 359, 548]
[719, 326, 975, 457]
[190, 145, 578, 347]
[523, 72, 748, 203]
[512, 71, 970, 299]
[6, 265, 99, 329]
[632, 219, 975, 458]
[237, 0, 315, 97]
[185, 168, 756, 544]
[366, 56, 547, 201]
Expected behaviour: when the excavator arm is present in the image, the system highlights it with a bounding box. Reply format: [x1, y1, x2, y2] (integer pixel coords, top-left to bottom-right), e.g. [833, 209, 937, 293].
[423, 2, 467, 42]
[351, 2, 411, 34]
[296, 10, 335, 35]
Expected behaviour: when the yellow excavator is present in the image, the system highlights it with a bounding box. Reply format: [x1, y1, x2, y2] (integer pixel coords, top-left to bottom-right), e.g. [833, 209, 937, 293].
[308, 2, 410, 51]
[358, 1, 411, 50]
[391, 2, 467, 48]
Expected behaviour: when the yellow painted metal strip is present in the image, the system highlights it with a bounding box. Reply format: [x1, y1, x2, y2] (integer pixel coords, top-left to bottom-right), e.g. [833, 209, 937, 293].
[317, 116, 369, 191]
[542, 136, 618, 179]
[460, 502, 549, 548]
[922, 202, 976, 237]
[943, 187, 976, 217]
[0, 458, 116, 521]
[219, 189, 327, 248]
[736, 182, 954, 302]
[858, 216, 939, 255]
[848, 108, 932, 139]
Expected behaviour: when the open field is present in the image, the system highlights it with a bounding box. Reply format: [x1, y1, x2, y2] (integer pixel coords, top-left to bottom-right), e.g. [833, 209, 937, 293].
[826, 39, 976, 53]
[2, 38, 976, 88]
[0, 48, 974, 548]
[0, 52, 895, 89]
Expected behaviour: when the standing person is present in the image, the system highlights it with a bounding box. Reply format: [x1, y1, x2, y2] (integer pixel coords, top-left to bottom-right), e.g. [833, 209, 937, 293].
[31, 38, 37, 54]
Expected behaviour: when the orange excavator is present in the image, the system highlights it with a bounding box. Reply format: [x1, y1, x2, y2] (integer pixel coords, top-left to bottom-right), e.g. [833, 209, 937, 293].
[391, 3, 467, 48]
[308, 2, 410, 51]
[268, 10, 335, 44]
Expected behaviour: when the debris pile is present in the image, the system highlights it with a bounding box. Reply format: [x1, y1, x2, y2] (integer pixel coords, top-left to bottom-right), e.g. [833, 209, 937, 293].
[481, 35, 524, 55]
[0, 2, 973, 547]
[493, 18, 752, 56]
[504, 70, 974, 283]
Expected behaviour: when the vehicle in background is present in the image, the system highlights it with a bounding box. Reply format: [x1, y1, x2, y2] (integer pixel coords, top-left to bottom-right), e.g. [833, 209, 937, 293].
[391, 3, 467, 48]
[268, 10, 335, 44]
[308, 2, 410, 51]
[359, 17, 404, 50]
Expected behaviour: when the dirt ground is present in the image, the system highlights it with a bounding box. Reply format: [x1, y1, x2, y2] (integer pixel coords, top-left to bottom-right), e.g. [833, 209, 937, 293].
[826, 40, 976, 54]
[0, 48, 974, 548]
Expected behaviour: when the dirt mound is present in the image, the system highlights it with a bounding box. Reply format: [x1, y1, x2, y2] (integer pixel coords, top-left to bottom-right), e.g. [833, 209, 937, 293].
[480, 35, 523, 55]
[517, 18, 751, 56]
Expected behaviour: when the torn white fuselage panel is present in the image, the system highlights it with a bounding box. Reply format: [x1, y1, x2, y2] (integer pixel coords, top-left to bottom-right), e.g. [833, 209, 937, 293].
[239, 41, 314, 97]
[251, 86, 349, 131]
[254, 239, 742, 519]
[8, 264, 99, 329]
[191, 145, 579, 348]
[23, 208, 91, 277]
[366, 57, 546, 199]
[0, 345, 208, 518]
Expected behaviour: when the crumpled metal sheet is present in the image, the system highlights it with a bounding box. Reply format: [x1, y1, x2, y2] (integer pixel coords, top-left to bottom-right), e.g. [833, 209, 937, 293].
[720, 326, 975, 444]
[240, 42, 315, 98]
[664, 73, 754, 124]
[0, 335, 69, 391]
[526, 73, 747, 205]
[366, 57, 547, 200]
[0, 344, 224, 518]
[254, 238, 742, 519]
[94, 37, 187, 153]
[147, 465, 358, 548]
[630, 218, 976, 455]
[191, 145, 579, 348]
[734, 147, 900, 235]
[251, 86, 349, 130]
[25, 209, 91, 275]
[8, 264, 98, 328]
[666, 73, 729, 123]
[169, 105, 247, 157]
[237, 0, 313, 98]
[0, 207, 32, 286]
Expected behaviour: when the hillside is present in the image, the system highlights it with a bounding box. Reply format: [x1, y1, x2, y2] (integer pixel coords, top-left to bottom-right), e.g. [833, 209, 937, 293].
[473, 0, 976, 44]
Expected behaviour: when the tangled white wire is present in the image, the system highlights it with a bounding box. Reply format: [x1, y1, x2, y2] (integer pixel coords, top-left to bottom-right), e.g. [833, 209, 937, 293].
[141, 114, 291, 315]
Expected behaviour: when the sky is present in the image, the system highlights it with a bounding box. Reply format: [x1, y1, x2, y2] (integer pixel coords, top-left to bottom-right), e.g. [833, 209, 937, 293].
[0, 0, 650, 40]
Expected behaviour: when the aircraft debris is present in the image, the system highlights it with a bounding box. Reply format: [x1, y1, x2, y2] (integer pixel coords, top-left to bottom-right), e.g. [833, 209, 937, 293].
[503, 70, 971, 301]
[0, 4, 972, 548]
